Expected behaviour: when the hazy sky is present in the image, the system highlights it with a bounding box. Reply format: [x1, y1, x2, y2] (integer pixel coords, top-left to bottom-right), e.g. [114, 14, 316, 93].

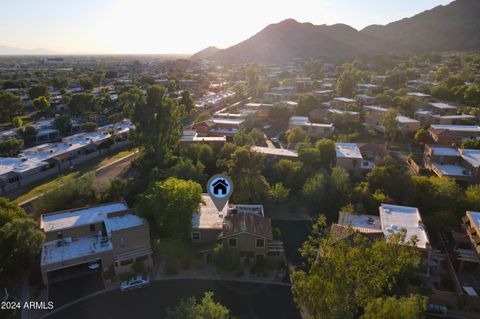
[0, 0, 454, 54]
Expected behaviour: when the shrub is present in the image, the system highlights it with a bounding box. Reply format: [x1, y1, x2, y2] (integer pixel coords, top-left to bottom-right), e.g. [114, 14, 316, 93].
[213, 244, 240, 272]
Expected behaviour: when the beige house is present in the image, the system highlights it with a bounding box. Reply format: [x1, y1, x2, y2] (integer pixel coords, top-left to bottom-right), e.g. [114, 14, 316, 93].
[289, 116, 334, 138]
[463, 211, 480, 256]
[192, 195, 284, 264]
[40, 202, 153, 285]
[335, 143, 373, 176]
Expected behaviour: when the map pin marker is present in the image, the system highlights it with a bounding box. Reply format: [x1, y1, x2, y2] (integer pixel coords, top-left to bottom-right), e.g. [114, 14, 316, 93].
[207, 174, 234, 212]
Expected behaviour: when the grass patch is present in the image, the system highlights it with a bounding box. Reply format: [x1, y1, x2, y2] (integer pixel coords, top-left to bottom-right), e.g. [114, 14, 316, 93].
[96, 147, 138, 169]
[13, 172, 78, 204]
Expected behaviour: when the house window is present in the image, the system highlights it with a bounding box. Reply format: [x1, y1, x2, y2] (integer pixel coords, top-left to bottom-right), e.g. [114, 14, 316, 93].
[120, 259, 134, 266]
[120, 238, 125, 247]
[56, 231, 63, 239]
[89, 224, 96, 232]
[228, 238, 237, 248]
[191, 232, 201, 241]
[255, 238, 265, 248]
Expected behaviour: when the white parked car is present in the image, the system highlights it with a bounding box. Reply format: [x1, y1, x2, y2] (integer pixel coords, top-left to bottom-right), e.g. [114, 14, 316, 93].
[120, 275, 150, 292]
[87, 261, 100, 270]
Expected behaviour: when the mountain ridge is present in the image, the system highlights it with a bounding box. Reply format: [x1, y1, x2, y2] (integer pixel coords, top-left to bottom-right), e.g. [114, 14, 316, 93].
[193, 0, 480, 62]
[0, 45, 60, 55]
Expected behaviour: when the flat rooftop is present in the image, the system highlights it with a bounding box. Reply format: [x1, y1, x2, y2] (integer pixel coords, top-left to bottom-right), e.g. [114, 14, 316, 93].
[430, 125, 480, 133]
[396, 115, 419, 124]
[407, 92, 431, 98]
[40, 202, 133, 233]
[379, 204, 430, 250]
[333, 97, 356, 103]
[467, 211, 480, 229]
[0, 157, 48, 177]
[461, 149, 480, 168]
[429, 145, 461, 157]
[432, 163, 472, 177]
[429, 102, 457, 110]
[336, 143, 363, 159]
[251, 146, 299, 158]
[209, 118, 245, 126]
[364, 105, 388, 112]
[192, 194, 227, 229]
[41, 235, 113, 266]
[339, 214, 381, 231]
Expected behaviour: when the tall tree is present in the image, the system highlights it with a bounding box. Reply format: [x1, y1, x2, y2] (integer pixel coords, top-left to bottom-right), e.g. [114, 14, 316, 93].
[28, 85, 50, 100]
[381, 108, 399, 142]
[228, 147, 270, 203]
[32, 96, 51, 112]
[137, 177, 202, 241]
[0, 92, 24, 123]
[125, 85, 185, 163]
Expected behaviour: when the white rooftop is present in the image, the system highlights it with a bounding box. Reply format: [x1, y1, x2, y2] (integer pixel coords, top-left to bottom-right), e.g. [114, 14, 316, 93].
[339, 214, 381, 231]
[336, 143, 363, 159]
[379, 204, 430, 249]
[334, 97, 356, 103]
[468, 211, 480, 229]
[41, 235, 113, 266]
[0, 157, 49, 177]
[364, 105, 388, 112]
[407, 92, 431, 98]
[396, 116, 420, 124]
[40, 202, 131, 232]
[429, 146, 460, 157]
[430, 125, 480, 133]
[209, 118, 245, 126]
[429, 102, 457, 110]
[432, 163, 472, 177]
[192, 194, 227, 229]
[461, 149, 480, 168]
[251, 146, 299, 158]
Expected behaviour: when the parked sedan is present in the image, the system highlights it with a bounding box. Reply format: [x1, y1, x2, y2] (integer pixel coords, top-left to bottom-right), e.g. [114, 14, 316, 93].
[120, 275, 150, 292]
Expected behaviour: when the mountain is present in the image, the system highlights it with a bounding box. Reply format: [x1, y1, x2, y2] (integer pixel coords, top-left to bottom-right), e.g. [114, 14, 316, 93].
[191, 46, 220, 60]
[361, 0, 480, 52]
[193, 0, 480, 63]
[0, 45, 59, 55]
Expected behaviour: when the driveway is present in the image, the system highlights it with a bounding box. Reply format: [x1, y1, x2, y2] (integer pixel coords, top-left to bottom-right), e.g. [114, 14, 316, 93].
[44, 279, 300, 319]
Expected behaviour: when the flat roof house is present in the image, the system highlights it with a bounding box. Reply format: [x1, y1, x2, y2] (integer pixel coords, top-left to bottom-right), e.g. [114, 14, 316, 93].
[423, 144, 480, 183]
[336, 204, 432, 269]
[428, 125, 480, 145]
[335, 143, 373, 176]
[289, 116, 334, 138]
[40, 202, 153, 285]
[179, 131, 226, 150]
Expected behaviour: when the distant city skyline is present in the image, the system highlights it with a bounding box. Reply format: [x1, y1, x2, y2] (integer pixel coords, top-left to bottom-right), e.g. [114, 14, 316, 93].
[0, 0, 453, 54]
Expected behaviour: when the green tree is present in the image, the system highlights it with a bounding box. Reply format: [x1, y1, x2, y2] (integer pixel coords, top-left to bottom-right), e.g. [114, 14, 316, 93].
[315, 139, 336, 167]
[137, 177, 203, 240]
[464, 85, 480, 106]
[0, 138, 23, 156]
[212, 244, 240, 272]
[80, 122, 97, 132]
[180, 144, 214, 166]
[362, 295, 428, 319]
[464, 184, 480, 211]
[270, 103, 292, 123]
[228, 147, 269, 203]
[271, 159, 304, 191]
[79, 77, 95, 91]
[270, 183, 290, 203]
[168, 159, 207, 185]
[287, 127, 310, 147]
[180, 90, 194, 113]
[32, 96, 51, 112]
[68, 93, 96, 115]
[381, 108, 399, 142]
[28, 85, 50, 100]
[302, 173, 328, 209]
[414, 128, 432, 144]
[53, 115, 72, 135]
[462, 139, 480, 149]
[52, 77, 69, 90]
[12, 116, 23, 128]
[291, 226, 420, 319]
[0, 199, 44, 282]
[297, 95, 321, 116]
[0, 91, 24, 123]
[18, 126, 38, 144]
[336, 71, 356, 97]
[126, 85, 185, 163]
[367, 156, 411, 203]
[166, 292, 231, 319]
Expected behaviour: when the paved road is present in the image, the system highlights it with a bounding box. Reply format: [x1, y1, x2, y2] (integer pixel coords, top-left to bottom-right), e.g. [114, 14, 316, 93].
[44, 279, 300, 319]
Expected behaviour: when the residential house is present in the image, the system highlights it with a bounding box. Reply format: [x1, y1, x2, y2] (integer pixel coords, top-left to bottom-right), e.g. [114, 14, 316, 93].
[463, 211, 480, 257]
[40, 202, 153, 285]
[428, 125, 480, 145]
[423, 144, 480, 183]
[335, 143, 374, 176]
[289, 116, 334, 138]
